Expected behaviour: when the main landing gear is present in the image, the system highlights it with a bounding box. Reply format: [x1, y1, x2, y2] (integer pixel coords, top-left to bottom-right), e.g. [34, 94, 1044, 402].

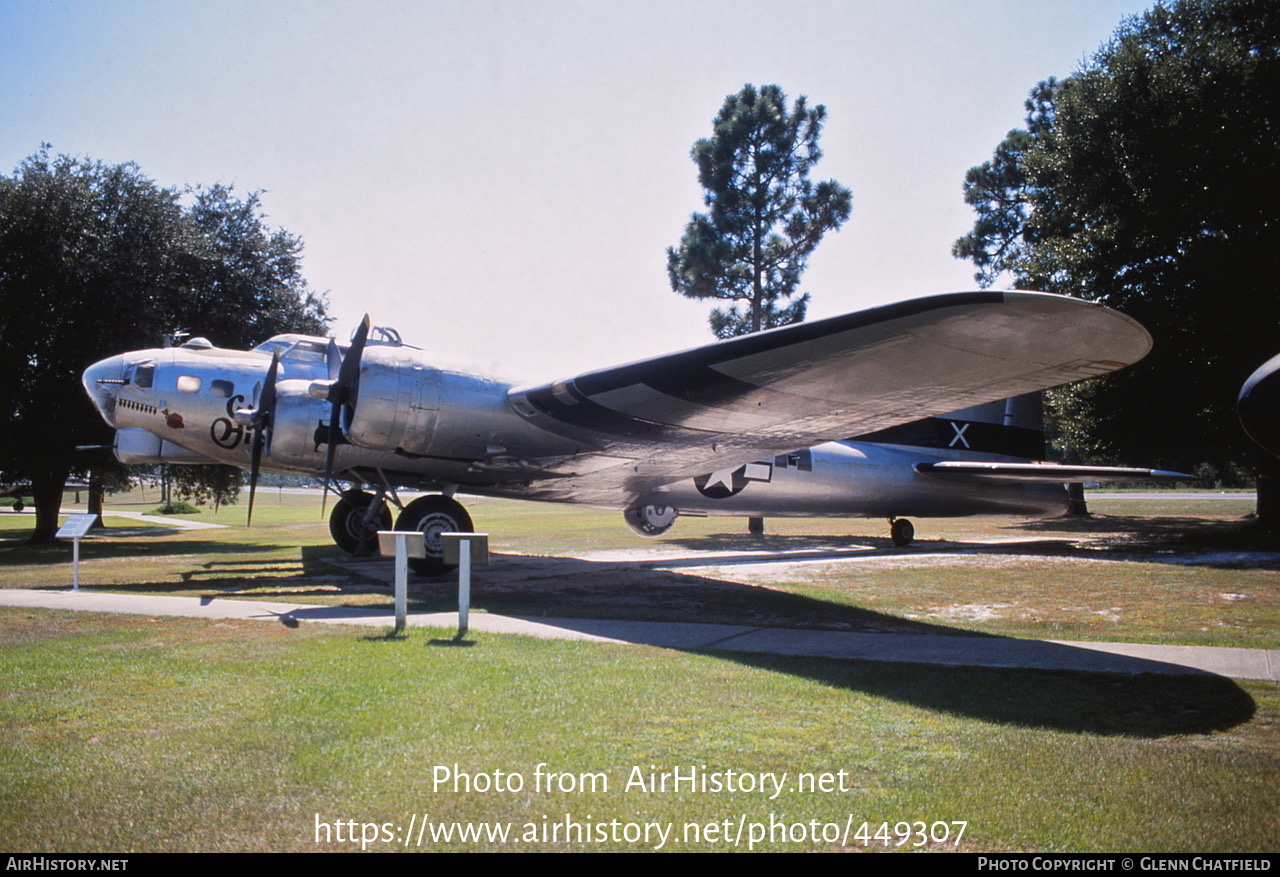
[889, 517, 915, 547]
[327, 490, 472, 575]
[329, 490, 392, 556]
[395, 495, 473, 576]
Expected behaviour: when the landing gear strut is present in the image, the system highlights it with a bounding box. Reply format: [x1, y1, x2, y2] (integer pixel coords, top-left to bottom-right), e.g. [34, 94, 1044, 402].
[395, 495, 474, 576]
[329, 490, 392, 556]
[890, 517, 914, 547]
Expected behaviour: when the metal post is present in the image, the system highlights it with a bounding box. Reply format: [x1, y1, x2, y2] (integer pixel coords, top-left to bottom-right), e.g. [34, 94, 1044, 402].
[57, 515, 97, 591]
[394, 533, 408, 632]
[456, 537, 471, 640]
[379, 530, 424, 635]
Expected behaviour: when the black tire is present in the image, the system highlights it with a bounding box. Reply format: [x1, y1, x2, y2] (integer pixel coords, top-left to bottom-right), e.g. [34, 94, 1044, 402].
[890, 517, 915, 547]
[329, 492, 391, 555]
[395, 495, 474, 576]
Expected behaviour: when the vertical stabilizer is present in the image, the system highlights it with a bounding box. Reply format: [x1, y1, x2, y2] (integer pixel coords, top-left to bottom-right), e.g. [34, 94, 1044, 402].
[849, 393, 1047, 459]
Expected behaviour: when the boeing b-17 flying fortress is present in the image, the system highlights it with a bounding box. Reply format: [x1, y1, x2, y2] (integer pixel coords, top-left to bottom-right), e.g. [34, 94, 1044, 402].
[82, 290, 1188, 573]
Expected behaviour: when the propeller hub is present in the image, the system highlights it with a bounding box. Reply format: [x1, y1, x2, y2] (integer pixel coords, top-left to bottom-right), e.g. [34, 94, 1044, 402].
[308, 379, 336, 401]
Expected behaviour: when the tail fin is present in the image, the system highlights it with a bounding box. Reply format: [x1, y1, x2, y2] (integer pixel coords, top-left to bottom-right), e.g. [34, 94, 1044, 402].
[849, 393, 1047, 459]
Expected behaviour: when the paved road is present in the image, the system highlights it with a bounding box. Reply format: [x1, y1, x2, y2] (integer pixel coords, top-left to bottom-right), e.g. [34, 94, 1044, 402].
[0, 508, 226, 530]
[1, 588, 1275, 682]
[1086, 491, 1255, 501]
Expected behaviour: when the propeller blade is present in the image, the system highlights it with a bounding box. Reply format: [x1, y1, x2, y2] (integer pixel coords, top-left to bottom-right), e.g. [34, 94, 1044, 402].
[325, 337, 342, 383]
[321, 416, 339, 518]
[321, 316, 370, 518]
[248, 423, 265, 526]
[247, 351, 280, 526]
[259, 350, 278, 419]
[336, 314, 371, 406]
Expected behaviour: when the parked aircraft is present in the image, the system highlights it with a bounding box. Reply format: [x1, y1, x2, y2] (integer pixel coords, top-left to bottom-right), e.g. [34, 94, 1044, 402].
[82, 291, 1187, 573]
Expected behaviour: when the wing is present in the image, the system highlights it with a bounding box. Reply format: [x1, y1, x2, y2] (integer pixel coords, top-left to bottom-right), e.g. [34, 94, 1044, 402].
[508, 291, 1152, 504]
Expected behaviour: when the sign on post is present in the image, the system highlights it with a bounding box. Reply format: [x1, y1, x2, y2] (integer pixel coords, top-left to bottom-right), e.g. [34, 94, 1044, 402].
[376, 530, 426, 632]
[441, 532, 489, 640]
[55, 514, 98, 591]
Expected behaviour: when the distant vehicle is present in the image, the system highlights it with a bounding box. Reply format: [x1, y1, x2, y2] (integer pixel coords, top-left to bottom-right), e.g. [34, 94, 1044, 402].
[82, 291, 1186, 573]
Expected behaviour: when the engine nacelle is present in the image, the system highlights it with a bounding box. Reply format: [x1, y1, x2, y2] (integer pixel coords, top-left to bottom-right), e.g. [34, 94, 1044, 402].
[343, 352, 442, 457]
[343, 349, 523, 461]
[265, 380, 332, 471]
[623, 503, 678, 537]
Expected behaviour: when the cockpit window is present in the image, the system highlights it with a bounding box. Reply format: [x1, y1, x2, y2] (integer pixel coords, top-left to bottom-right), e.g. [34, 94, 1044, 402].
[251, 335, 339, 375]
[284, 340, 328, 364]
[177, 375, 202, 393]
[210, 379, 235, 398]
[253, 339, 292, 359]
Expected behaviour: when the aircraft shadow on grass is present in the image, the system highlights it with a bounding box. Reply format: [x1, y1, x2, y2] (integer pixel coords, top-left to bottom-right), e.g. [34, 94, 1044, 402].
[13, 532, 1260, 737]
[320, 548, 1258, 738]
[660, 524, 1279, 569]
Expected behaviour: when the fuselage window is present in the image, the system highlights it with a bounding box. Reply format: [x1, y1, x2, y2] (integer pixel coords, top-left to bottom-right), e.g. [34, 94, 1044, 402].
[775, 450, 813, 471]
[210, 379, 235, 398]
[133, 363, 155, 388]
[177, 375, 202, 394]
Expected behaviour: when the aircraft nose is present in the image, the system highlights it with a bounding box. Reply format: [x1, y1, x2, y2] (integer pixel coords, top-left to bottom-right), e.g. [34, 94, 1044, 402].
[1239, 353, 1280, 459]
[82, 354, 127, 427]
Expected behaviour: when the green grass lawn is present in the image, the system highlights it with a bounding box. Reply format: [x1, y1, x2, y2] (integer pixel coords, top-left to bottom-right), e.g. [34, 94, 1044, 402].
[1, 488, 1276, 851]
[1, 608, 1275, 852]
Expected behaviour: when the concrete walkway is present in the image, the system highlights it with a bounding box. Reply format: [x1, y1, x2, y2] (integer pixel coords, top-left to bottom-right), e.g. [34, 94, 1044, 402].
[1, 588, 1275, 682]
[0, 508, 227, 530]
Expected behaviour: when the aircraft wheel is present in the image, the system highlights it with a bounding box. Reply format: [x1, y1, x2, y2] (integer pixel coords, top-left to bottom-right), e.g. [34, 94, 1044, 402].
[329, 492, 391, 555]
[395, 495, 474, 576]
[890, 517, 914, 547]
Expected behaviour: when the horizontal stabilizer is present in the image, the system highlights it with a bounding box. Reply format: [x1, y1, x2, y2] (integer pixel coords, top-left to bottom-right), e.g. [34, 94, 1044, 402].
[915, 461, 1196, 484]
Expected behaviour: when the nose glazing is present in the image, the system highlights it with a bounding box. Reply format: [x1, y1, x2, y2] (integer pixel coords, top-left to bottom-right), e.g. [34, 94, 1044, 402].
[81, 354, 127, 427]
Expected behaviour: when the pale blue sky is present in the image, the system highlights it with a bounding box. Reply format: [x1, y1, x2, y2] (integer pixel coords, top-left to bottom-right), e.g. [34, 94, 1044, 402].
[1, 0, 1155, 378]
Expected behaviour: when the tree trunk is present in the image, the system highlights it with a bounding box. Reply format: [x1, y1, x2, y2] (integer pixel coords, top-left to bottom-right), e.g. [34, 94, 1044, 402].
[29, 465, 70, 543]
[1257, 473, 1278, 533]
[87, 469, 105, 528]
[1065, 482, 1090, 517]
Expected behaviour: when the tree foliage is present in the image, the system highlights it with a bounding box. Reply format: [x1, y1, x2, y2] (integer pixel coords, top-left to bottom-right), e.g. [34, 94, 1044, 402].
[0, 146, 328, 540]
[953, 0, 1280, 478]
[169, 464, 243, 512]
[668, 84, 852, 339]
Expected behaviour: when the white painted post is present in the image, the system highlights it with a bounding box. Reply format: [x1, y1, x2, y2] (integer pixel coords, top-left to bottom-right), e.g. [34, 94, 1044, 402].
[394, 533, 408, 632]
[377, 530, 425, 635]
[441, 532, 487, 642]
[457, 537, 471, 640]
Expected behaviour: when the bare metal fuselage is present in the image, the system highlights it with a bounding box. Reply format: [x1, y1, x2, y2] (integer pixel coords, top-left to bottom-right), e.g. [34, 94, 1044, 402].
[85, 292, 1177, 565]
[85, 340, 1066, 522]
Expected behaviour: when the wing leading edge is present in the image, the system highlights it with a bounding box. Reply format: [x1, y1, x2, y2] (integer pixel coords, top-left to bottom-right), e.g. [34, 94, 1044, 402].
[508, 291, 1153, 503]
